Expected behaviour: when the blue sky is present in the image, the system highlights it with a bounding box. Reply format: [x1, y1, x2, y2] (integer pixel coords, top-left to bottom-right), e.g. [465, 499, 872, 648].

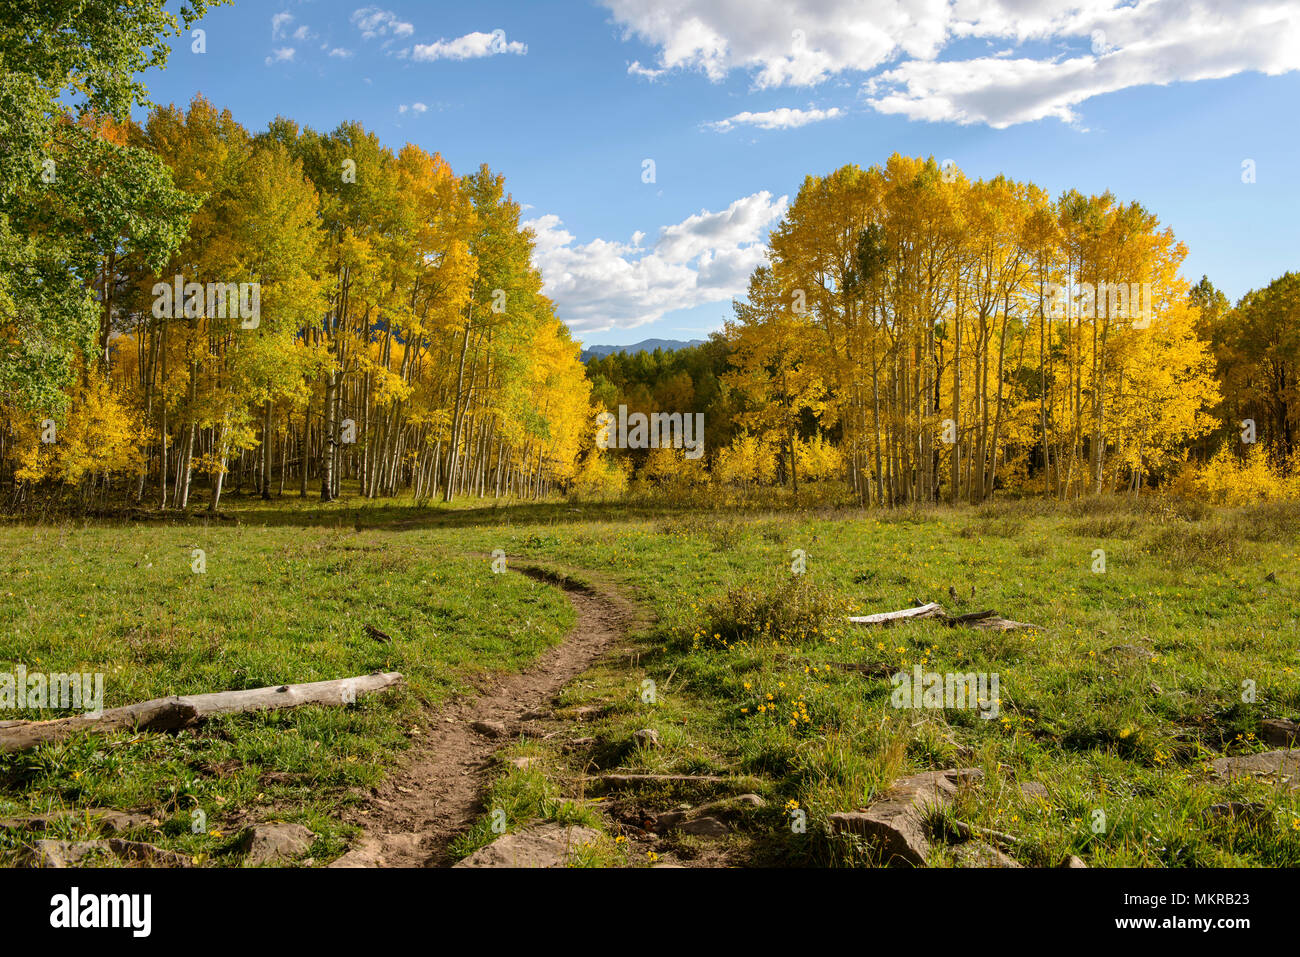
[138, 0, 1300, 345]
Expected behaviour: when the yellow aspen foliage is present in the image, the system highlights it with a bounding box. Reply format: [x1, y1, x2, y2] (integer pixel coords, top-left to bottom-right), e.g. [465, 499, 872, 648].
[573, 450, 629, 500]
[1192, 445, 1299, 504]
[641, 447, 708, 491]
[794, 435, 844, 481]
[713, 433, 779, 488]
[13, 371, 144, 486]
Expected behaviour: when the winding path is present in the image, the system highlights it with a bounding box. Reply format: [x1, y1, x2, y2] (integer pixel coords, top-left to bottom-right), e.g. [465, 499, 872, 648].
[329, 566, 635, 868]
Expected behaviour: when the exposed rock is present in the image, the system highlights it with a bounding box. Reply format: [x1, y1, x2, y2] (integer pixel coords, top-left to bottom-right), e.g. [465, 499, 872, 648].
[677, 816, 728, 837]
[633, 728, 661, 749]
[471, 719, 508, 739]
[1019, 782, 1050, 800]
[829, 768, 983, 867]
[519, 708, 550, 721]
[454, 823, 601, 868]
[1261, 719, 1300, 748]
[648, 810, 686, 834]
[1210, 750, 1300, 790]
[952, 842, 1022, 868]
[328, 832, 426, 868]
[1062, 855, 1088, 868]
[27, 838, 191, 868]
[564, 736, 596, 750]
[240, 822, 316, 865]
[650, 793, 764, 835]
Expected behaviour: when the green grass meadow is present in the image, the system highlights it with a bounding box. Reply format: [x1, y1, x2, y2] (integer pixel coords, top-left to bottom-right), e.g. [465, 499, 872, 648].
[2, 492, 1298, 866]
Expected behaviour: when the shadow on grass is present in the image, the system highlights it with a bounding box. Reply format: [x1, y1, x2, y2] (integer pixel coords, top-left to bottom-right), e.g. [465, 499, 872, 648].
[1, 494, 725, 531]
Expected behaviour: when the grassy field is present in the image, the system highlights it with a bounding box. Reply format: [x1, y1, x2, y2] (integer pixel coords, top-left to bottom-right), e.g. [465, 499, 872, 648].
[2, 491, 1298, 867]
[0, 508, 575, 865]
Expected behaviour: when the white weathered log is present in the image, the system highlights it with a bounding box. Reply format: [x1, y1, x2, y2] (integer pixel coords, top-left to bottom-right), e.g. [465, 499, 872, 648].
[0, 701, 198, 753]
[167, 671, 404, 717]
[847, 603, 945, 626]
[846, 604, 1039, 632]
[0, 672, 403, 753]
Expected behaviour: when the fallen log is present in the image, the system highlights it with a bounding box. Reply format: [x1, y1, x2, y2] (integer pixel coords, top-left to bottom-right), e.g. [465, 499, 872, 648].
[847, 603, 1038, 632]
[0, 701, 198, 754]
[166, 671, 404, 718]
[847, 603, 945, 626]
[944, 609, 998, 626]
[0, 672, 404, 753]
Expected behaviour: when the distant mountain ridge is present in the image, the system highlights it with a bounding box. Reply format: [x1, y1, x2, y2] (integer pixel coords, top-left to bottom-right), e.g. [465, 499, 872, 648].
[581, 338, 706, 361]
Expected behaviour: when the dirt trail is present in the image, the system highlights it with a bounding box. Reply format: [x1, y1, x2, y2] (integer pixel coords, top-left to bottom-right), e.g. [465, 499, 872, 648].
[330, 566, 636, 868]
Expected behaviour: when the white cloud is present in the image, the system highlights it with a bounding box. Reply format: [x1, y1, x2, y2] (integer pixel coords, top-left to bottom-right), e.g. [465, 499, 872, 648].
[602, 0, 1300, 127]
[602, 0, 944, 88]
[271, 12, 294, 41]
[412, 30, 527, 62]
[628, 60, 667, 80]
[292, 24, 313, 42]
[264, 47, 296, 66]
[867, 2, 1300, 127]
[398, 102, 429, 114]
[523, 191, 787, 333]
[707, 106, 843, 132]
[328, 47, 354, 59]
[351, 6, 414, 41]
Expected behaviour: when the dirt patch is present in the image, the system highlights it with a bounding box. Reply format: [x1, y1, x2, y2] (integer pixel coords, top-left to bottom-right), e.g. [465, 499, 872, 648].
[330, 564, 638, 868]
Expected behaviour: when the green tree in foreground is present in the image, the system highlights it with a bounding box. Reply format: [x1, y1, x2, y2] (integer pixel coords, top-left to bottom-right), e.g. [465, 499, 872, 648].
[0, 0, 217, 413]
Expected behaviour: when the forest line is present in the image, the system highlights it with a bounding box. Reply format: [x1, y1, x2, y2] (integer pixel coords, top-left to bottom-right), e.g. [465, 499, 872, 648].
[591, 157, 1298, 506]
[2, 96, 592, 509]
[2, 98, 1296, 508]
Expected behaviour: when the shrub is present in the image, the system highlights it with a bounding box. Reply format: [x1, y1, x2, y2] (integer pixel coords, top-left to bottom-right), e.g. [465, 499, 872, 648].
[1193, 445, 1298, 505]
[700, 575, 841, 648]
